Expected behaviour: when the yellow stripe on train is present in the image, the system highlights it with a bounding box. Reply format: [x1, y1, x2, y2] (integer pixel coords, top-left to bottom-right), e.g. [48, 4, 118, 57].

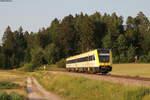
[99, 63, 111, 66]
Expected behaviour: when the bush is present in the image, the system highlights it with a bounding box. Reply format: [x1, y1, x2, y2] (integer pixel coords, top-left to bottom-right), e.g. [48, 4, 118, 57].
[113, 56, 120, 63]
[56, 58, 66, 68]
[0, 92, 8, 100]
[44, 44, 57, 64]
[139, 56, 149, 63]
[0, 92, 24, 100]
[31, 48, 46, 67]
[20, 63, 35, 72]
[0, 82, 19, 89]
[9, 92, 24, 100]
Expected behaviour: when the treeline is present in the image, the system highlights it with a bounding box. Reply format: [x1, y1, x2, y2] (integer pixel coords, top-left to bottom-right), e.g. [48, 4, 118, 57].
[0, 11, 150, 69]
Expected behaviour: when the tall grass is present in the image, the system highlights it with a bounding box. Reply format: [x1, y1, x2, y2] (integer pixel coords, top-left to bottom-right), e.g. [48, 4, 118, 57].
[9, 92, 25, 100]
[0, 92, 8, 100]
[0, 81, 20, 89]
[124, 88, 150, 100]
[0, 92, 25, 100]
[34, 72, 150, 100]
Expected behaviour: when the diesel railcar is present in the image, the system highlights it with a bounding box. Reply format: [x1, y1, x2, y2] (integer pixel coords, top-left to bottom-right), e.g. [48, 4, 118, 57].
[66, 49, 112, 74]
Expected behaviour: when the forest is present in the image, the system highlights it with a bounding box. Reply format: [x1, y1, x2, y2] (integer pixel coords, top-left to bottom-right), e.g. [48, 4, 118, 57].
[0, 11, 150, 70]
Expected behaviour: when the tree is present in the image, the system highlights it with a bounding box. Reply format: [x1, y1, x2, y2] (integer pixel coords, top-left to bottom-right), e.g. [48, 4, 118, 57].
[2, 26, 16, 68]
[90, 12, 107, 48]
[78, 15, 96, 52]
[126, 12, 150, 57]
[102, 33, 111, 49]
[0, 46, 5, 69]
[116, 34, 128, 62]
[44, 43, 57, 64]
[37, 31, 50, 48]
[126, 45, 136, 62]
[48, 18, 60, 43]
[13, 27, 27, 66]
[31, 47, 46, 67]
[56, 15, 78, 57]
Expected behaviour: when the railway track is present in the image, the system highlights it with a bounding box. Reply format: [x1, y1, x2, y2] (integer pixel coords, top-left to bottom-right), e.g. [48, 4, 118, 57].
[48, 71, 150, 87]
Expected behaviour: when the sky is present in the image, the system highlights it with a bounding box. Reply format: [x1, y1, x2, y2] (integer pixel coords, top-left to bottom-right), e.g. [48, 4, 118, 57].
[0, 0, 150, 42]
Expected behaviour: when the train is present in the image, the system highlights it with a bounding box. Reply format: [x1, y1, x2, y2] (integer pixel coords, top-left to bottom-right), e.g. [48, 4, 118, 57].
[66, 49, 112, 74]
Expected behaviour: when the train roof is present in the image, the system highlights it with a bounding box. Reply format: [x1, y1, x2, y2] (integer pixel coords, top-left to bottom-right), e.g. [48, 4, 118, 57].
[66, 49, 97, 60]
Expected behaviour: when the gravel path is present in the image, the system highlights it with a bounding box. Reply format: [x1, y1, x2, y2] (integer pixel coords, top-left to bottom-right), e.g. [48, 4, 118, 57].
[27, 77, 62, 100]
[48, 71, 150, 88]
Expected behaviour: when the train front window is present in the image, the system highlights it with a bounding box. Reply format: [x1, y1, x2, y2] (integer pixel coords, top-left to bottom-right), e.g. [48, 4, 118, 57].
[99, 55, 110, 62]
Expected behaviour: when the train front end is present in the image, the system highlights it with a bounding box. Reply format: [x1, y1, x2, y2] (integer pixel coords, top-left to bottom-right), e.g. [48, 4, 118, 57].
[97, 49, 112, 74]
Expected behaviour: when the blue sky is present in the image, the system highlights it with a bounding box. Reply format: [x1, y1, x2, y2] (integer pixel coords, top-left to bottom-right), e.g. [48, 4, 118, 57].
[0, 0, 150, 41]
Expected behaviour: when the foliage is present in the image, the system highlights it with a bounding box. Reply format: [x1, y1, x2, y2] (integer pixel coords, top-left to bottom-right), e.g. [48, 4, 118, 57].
[56, 58, 66, 68]
[0, 92, 24, 100]
[20, 63, 35, 72]
[9, 92, 24, 100]
[0, 81, 19, 89]
[139, 52, 150, 63]
[31, 47, 46, 67]
[44, 44, 57, 64]
[0, 92, 8, 100]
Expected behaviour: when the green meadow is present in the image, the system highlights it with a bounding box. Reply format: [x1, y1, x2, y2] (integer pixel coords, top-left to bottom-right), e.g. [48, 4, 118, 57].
[34, 71, 150, 100]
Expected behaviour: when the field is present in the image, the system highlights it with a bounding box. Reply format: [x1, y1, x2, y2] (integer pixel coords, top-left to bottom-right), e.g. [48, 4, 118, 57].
[0, 70, 27, 99]
[34, 71, 150, 100]
[111, 64, 150, 77]
[0, 63, 150, 100]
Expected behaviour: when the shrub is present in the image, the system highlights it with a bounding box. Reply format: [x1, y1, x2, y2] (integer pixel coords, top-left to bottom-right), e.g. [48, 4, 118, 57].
[31, 48, 46, 68]
[113, 56, 120, 63]
[9, 92, 24, 100]
[44, 44, 57, 64]
[0, 92, 8, 100]
[0, 82, 19, 89]
[20, 63, 35, 72]
[56, 58, 66, 68]
[139, 56, 149, 63]
[0, 92, 24, 100]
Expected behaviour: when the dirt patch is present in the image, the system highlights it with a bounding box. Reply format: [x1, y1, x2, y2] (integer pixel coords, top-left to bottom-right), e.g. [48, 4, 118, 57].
[27, 77, 62, 100]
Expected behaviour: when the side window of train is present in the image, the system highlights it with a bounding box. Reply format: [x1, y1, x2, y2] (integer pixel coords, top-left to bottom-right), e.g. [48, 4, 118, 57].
[89, 56, 91, 61]
[67, 55, 96, 64]
[92, 55, 95, 60]
[89, 55, 95, 61]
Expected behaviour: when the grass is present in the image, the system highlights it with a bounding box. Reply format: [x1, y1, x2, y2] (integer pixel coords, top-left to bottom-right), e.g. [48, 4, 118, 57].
[0, 70, 27, 99]
[34, 71, 150, 100]
[37, 64, 66, 71]
[0, 81, 20, 89]
[111, 63, 150, 78]
[0, 92, 25, 100]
